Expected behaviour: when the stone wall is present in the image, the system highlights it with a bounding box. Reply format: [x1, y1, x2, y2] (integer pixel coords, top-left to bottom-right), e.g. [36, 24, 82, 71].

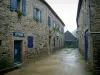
[0, 0, 64, 68]
[90, 0, 100, 32]
[91, 34, 100, 74]
[77, 0, 100, 74]
[90, 0, 100, 74]
[77, 0, 89, 55]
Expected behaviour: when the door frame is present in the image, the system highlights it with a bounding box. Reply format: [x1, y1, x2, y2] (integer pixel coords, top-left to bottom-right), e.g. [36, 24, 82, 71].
[84, 30, 88, 60]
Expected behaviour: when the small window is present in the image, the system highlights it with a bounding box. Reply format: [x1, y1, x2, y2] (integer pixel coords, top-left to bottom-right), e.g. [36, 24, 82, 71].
[34, 8, 40, 22]
[53, 21, 56, 28]
[61, 28, 64, 33]
[48, 16, 51, 27]
[17, 0, 21, 9]
[0, 40, 2, 46]
[10, 0, 26, 16]
[40, 10, 43, 23]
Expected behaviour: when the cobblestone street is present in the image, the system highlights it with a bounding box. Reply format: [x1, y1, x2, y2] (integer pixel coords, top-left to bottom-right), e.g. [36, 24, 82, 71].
[5, 48, 93, 75]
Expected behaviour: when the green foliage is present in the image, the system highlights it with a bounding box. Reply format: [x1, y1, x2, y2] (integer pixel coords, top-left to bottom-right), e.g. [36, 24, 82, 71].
[54, 27, 59, 32]
[36, 17, 39, 22]
[64, 41, 78, 48]
[0, 55, 14, 70]
[15, 9, 23, 17]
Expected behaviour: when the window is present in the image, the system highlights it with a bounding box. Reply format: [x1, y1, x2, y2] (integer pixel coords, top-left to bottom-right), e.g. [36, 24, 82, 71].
[28, 36, 33, 48]
[53, 21, 56, 28]
[22, 0, 26, 16]
[33, 8, 40, 22]
[33, 8, 43, 23]
[0, 40, 2, 46]
[10, 0, 26, 16]
[58, 26, 60, 31]
[17, 0, 21, 9]
[40, 10, 42, 23]
[61, 28, 64, 33]
[48, 16, 51, 27]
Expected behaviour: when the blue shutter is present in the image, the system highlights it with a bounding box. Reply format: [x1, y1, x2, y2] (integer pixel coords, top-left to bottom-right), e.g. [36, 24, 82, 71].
[62, 28, 64, 33]
[40, 10, 42, 23]
[48, 16, 51, 26]
[48, 16, 49, 26]
[59, 26, 60, 31]
[50, 17, 51, 26]
[28, 36, 33, 48]
[61, 28, 63, 33]
[22, 0, 26, 16]
[10, 0, 17, 11]
[34, 8, 37, 20]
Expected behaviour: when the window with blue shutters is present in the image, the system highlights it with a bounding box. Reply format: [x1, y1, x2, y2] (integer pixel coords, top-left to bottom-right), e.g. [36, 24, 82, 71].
[48, 16, 51, 27]
[28, 36, 34, 48]
[10, 0, 17, 11]
[40, 10, 42, 23]
[61, 28, 64, 33]
[53, 21, 56, 28]
[22, 0, 26, 16]
[34, 8, 39, 22]
[33, 8, 37, 20]
[10, 0, 26, 16]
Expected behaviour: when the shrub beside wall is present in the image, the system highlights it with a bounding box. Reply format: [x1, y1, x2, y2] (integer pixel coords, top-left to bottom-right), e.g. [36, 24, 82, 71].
[64, 41, 78, 48]
[0, 55, 14, 70]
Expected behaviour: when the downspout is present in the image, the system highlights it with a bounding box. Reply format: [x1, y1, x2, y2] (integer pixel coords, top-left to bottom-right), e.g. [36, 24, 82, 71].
[88, 0, 100, 34]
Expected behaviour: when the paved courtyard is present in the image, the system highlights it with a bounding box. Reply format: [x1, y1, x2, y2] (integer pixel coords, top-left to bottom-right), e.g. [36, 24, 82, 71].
[5, 48, 93, 75]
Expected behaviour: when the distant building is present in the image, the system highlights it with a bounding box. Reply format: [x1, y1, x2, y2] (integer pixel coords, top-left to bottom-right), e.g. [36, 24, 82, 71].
[64, 31, 77, 48]
[0, 0, 65, 70]
[76, 0, 100, 74]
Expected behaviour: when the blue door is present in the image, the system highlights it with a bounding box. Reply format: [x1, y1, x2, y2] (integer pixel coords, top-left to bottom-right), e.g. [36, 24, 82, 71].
[84, 31, 88, 60]
[14, 40, 21, 63]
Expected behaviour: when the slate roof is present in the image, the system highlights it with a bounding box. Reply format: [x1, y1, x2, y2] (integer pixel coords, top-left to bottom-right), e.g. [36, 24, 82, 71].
[76, 0, 83, 27]
[64, 31, 77, 41]
[40, 0, 65, 26]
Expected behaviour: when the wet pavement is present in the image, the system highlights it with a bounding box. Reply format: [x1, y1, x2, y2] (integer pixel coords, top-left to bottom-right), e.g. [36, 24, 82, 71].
[5, 48, 93, 75]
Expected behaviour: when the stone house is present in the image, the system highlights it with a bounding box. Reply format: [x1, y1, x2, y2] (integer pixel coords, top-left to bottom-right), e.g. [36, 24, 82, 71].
[0, 0, 65, 69]
[76, 0, 100, 74]
[64, 31, 77, 48]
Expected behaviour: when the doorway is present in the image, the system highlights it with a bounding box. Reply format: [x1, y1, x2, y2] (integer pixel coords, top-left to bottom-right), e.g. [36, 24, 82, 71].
[84, 30, 88, 60]
[14, 40, 22, 63]
[49, 36, 51, 53]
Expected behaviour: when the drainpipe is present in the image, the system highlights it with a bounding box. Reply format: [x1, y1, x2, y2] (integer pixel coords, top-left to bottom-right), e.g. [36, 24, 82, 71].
[88, 0, 100, 34]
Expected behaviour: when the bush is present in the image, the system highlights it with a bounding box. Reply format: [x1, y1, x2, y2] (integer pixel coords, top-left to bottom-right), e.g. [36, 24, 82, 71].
[0, 55, 14, 70]
[64, 41, 78, 48]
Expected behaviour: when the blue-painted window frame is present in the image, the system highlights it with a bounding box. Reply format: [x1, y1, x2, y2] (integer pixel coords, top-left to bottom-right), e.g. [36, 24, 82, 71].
[22, 0, 26, 16]
[10, 0, 26, 16]
[33, 8, 37, 21]
[48, 16, 51, 27]
[33, 8, 40, 22]
[40, 9, 43, 23]
[10, 0, 17, 11]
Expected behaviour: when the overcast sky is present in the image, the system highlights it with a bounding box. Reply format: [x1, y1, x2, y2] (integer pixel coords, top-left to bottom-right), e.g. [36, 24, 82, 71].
[45, 0, 79, 33]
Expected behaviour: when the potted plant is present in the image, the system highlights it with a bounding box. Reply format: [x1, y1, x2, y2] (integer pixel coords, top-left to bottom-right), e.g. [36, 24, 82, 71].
[36, 17, 39, 22]
[15, 9, 23, 18]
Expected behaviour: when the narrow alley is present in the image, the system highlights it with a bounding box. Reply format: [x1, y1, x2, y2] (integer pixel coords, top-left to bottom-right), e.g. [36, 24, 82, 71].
[5, 48, 93, 75]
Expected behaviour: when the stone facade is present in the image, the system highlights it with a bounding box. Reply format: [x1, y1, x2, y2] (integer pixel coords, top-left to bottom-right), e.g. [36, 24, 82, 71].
[0, 0, 65, 69]
[76, 0, 100, 74]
